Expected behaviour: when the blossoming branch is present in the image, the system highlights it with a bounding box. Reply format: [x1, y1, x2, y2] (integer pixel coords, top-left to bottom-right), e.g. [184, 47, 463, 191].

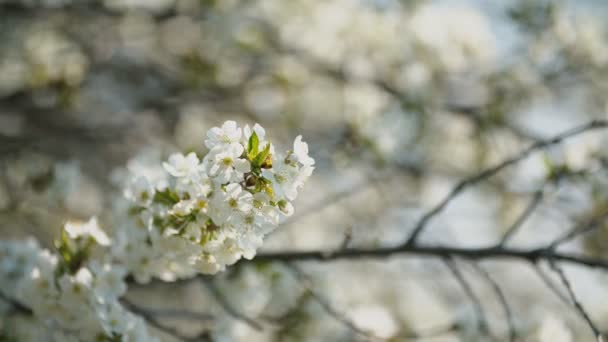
[0, 121, 314, 341]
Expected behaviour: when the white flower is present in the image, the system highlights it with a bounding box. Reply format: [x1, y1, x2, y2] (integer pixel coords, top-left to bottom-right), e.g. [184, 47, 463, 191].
[243, 123, 266, 143]
[0, 238, 158, 341]
[213, 238, 242, 266]
[277, 199, 295, 217]
[204, 144, 250, 184]
[18, 265, 57, 310]
[171, 199, 195, 216]
[124, 315, 161, 342]
[124, 176, 153, 204]
[91, 263, 128, 302]
[64, 217, 111, 246]
[262, 158, 312, 201]
[224, 183, 253, 212]
[162, 152, 200, 178]
[58, 268, 94, 309]
[195, 256, 223, 274]
[230, 212, 272, 259]
[100, 302, 129, 336]
[174, 172, 212, 198]
[251, 192, 280, 225]
[537, 315, 572, 342]
[290, 135, 315, 167]
[205, 120, 243, 150]
[116, 121, 313, 277]
[208, 183, 253, 224]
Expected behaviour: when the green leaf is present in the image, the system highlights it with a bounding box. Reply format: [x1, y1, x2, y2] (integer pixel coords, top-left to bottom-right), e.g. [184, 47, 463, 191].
[253, 143, 271, 168]
[153, 189, 180, 206]
[248, 131, 259, 160]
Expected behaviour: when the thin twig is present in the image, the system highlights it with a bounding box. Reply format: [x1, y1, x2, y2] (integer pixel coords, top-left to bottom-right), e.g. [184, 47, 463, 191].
[531, 262, 571, 307]
[283, 167, 417, 228]
[498, 190, 544, 246]
[0, 291, 32, 316]
[549, 208, 608, 249]
[130, 308, 213, 321]
[405, 120, 608, 246]
[339, 227, 353, 250]
[395, 321, 461, 340]
[121, 298, 194, 342]
[201, 278, 264, 331]
[443, 257, 489, 335]
[548, 261, 604, 341]
[284, 263, 383, 340]
[470, 263, 517, 342]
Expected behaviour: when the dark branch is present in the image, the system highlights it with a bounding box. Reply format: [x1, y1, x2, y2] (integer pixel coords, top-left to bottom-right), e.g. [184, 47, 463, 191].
[201, 278, 264, 331]
[0, 291, 32, 316]
[531, 262, 571, 307]
[0, 2, 180, 20]
[250, 244, 608, 270]
[498, 190, 544, 246]
[128, 307, 213, 321]
[549, 208, 608, 249]
[121, 298, 195, 342]
[548, 261, 604, 341]
[284, 263, 382, 340]
[470, 263, 517, 342]
[443, 258, 488, 335]
[396, 321, 461, 340]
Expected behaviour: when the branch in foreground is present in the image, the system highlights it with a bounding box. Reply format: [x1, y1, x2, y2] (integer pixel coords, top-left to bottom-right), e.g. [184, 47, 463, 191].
[251, 244, 608, 270]
[0, 291, 32, 316]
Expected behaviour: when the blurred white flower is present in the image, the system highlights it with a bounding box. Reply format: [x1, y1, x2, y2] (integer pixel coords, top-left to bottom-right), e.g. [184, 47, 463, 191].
[537, 315, 572, 342]
[163, 152, 201, 178]
[410, 4, 496, 73]
[0, 239, 157, 341]
[64, 217, 111, 246]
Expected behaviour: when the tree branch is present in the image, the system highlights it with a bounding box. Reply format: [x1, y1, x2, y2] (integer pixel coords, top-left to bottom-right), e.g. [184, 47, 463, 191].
[284, 263, 383, 340]
[121, 298, 197, 342]
[548, 261, 604, 341]
[201, 278, 264, 331]
[531, 262, 571, 307]
[498, 190, 544, 246]
[549, 208, 608, 249]
[251, 244, 608, 270]
[470, 263, 517, 342]
[0, 290, 32, 316]
[396, 321, 461, 340]
[443, 257, 488, 335]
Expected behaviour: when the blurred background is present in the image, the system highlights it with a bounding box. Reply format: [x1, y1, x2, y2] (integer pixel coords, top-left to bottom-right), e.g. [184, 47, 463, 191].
[2, 0, 608, 340]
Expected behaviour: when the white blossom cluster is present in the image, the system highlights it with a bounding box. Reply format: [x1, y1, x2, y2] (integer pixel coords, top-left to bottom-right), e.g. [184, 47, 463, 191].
[117, 121, 314, 278]
[0, 219, 157, 342]
[0, 120, 314, 339]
